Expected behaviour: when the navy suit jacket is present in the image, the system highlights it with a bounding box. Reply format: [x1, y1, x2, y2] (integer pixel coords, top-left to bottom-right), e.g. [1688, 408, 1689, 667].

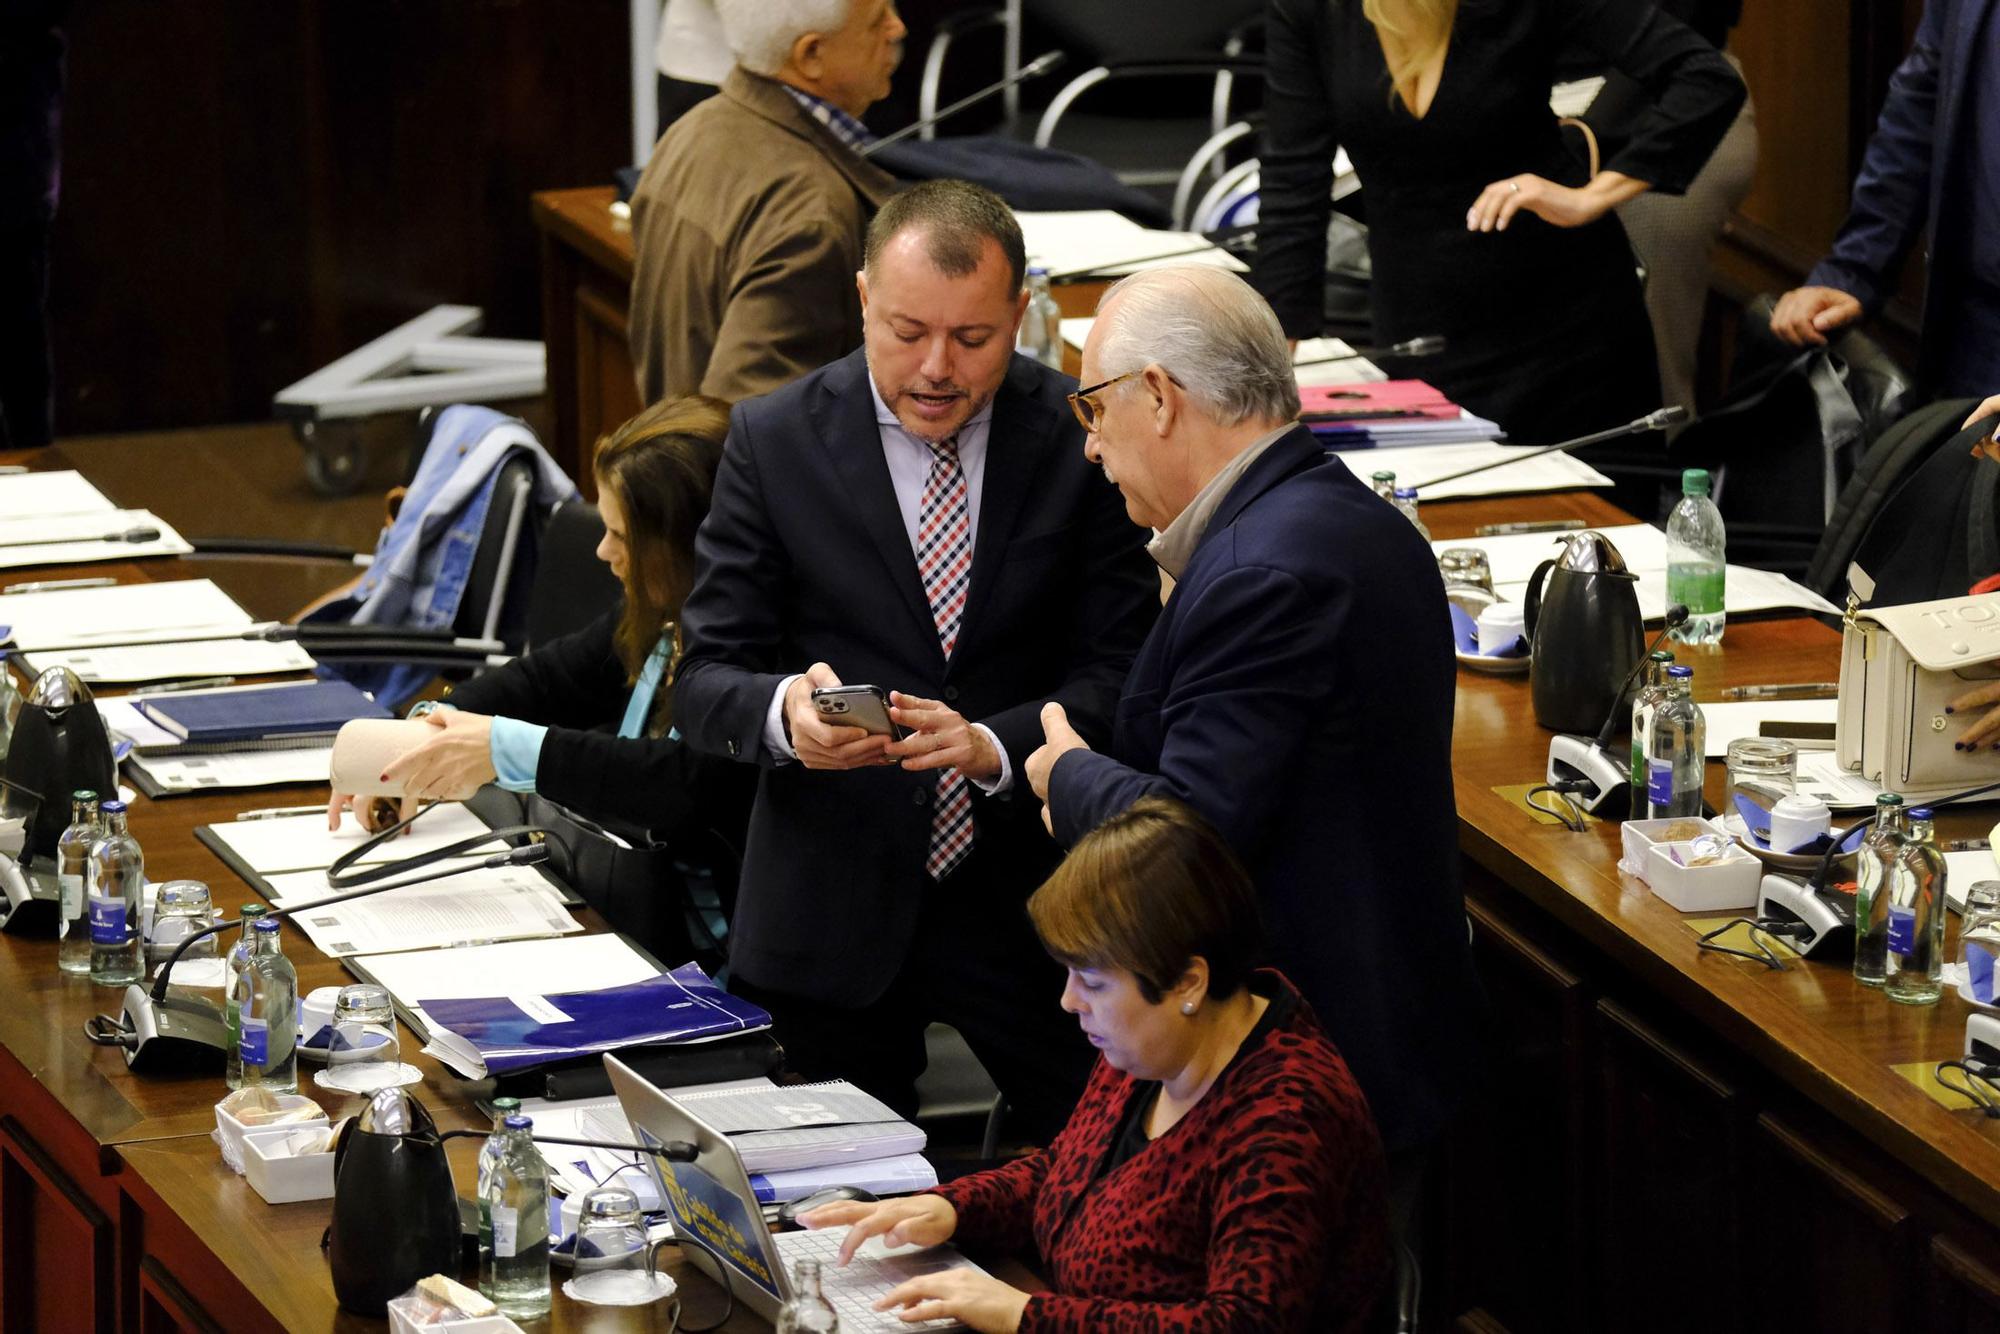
[1809, 0, 1993, 389]
[1046, 426, 1479, 1151]
[675, 350, 1159, 1007]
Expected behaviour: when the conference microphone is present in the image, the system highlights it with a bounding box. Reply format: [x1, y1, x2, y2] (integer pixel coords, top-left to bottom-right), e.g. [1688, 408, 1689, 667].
[1411, 406, 1690, 491]
[1294, 335, 1447, 366]
[863, 50, 1068, 155]
[1545, 604, 1690, 817]
[84, 842, 551, 1073]
[0, 526, 162, 551]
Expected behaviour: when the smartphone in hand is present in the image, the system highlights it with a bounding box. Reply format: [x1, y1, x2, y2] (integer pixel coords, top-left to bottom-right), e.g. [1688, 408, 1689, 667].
[811, 685, 910, 740]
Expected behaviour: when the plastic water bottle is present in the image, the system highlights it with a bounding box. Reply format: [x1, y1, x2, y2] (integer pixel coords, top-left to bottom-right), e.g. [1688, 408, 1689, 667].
[479, 1113, 552, 1317]
[237, 917, 299, 1092]
[776, 1257, 840, 1332]
[1628, 651, 1675, 809]
[1852, 793, 1906, 988]
[86, 800, 144, 986]
[1017, 266, 1063, 370]
[1392, 487, 1431, 540]
[1885, 807, 1947, 1005]
[1666, 468, 1726, 645]
[1644, 665, 1705, 818]
[56, 789, 101, 975]
[223, 903, 270, 1089]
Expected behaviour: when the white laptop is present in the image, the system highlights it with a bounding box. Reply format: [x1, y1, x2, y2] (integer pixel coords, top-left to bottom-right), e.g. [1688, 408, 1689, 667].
[605, 1053, 983, 1330]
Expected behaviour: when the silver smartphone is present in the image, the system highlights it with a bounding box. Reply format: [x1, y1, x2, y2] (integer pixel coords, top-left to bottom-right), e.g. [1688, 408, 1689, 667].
[810, 684, 909, 740]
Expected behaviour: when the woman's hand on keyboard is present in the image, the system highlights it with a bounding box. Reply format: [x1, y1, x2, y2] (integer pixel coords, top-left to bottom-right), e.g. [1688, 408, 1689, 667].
[875, 1267, 1032, 1333]
[799, 1195, 957, 1265]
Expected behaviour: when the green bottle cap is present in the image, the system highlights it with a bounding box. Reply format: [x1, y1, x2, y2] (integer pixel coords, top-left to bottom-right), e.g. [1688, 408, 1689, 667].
[1878, 792, 1903, 806]
[240, 904, 268, 918]
[71, 789, 97, 802]
[1681, 468, 1711, 496]
[1649, 649, 1674, 662]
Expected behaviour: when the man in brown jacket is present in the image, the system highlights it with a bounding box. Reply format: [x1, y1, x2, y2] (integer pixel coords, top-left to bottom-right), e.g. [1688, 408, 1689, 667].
[630, 0, 905, 406]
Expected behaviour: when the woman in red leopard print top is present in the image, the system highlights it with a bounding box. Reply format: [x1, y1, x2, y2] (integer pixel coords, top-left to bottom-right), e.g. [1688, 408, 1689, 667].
[803, 797, 1390, 1332]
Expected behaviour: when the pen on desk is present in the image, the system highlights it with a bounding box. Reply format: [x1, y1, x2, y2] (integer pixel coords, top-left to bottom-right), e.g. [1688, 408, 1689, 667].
[234, 804, 328, 821]
[1950, 838, 1992, 852]
[2, 576, 117, 594]
[1720, 682, 1840, 701]
[1473, 519, 1587, 537]
[126, 676, 237, 696]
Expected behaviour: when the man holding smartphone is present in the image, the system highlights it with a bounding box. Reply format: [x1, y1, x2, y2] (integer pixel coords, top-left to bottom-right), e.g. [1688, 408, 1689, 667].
[674, 180, 1158, 1141]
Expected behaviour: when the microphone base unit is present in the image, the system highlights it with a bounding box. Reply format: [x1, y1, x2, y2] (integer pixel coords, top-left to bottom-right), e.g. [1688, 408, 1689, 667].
[1968, 1013, 2000, 1066]
[1755, 874, 1855, 960]
[0, 857, 58, 935]
[1546, 734, 1632, 817]
[118, 985, 231, 1073]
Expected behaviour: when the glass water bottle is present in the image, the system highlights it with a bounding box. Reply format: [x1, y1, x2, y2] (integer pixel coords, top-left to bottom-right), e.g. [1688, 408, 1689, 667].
[776, 1257, 840, 1332]
[1852, 794, 1906, 988]
[1884, 807, 1947, 1005]
[479, 1114, 552, 1317]
[237, 917, 298, 1092]
[55, 789, 100, 975]
[224, 904, 269, 1090]
[86, 800, 143, 986]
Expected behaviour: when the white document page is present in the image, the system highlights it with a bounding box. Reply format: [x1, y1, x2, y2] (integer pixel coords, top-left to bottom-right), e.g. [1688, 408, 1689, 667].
[129, 746, 333, 794]
[0, 509, 193, 570]
[21, 639, 316, 685]
[353, 933, 664, 1051]
[1060, 320, 1384, 385]
[1016, 210, 1247, 277]
[1342, 443, 1610, 499]
[201, 803, 497, 874]
[1699, 700, 1840, 758]
[0, 470, 116, 519]
[1796, 751, 1885, 808]
[269, 864, 579, 957]
[0, 577, 253, 650]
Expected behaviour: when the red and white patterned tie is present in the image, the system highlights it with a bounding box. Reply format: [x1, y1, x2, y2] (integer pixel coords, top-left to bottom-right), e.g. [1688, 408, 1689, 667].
[916, 434, 975, 881]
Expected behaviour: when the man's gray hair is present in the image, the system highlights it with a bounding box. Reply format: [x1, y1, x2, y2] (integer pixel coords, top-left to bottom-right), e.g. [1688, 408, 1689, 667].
[1093, 267, 1301, 427]
[714, 0, 852, 77]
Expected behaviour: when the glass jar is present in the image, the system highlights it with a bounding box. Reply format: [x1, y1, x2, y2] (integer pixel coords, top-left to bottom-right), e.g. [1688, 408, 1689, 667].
[149, 880, 215, 963]
[1724, 737, 1798, 838]
[320, 983, 404, 1094]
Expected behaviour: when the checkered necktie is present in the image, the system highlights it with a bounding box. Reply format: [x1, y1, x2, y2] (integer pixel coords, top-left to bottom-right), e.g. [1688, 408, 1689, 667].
[916, 434, 975, 881]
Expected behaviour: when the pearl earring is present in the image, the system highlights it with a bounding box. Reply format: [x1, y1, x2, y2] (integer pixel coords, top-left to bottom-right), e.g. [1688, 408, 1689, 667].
[1180, 1001, 1196, 1016]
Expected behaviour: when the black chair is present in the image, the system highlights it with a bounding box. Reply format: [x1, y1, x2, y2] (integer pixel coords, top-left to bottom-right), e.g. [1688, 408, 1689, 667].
[522, 500, 623, 650]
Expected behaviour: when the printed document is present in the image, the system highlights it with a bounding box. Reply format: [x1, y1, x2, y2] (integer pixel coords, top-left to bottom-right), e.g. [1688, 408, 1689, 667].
[1015, 210, 1247, 278]
[350, 933, 663, 1047]
[201, 803, 498, 875]
[1341, 442, 1610, 498]
[0, 578, 254, 650]
[20, 639, 316, 685]
[0, 509, 192, 569]
[0, 470, 116, 519]
[129, 746, 333, 794]
[267, 863, 578, 957]
[1699, 700, 1839, 758]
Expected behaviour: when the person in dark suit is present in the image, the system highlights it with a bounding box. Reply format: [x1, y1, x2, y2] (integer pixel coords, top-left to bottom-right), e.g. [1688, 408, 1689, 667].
[1024, 265, 1481, 1166]
[674, 179, 1160, 1141]
[1772, 0, 2000, 395]
[328, 396, 755, 962]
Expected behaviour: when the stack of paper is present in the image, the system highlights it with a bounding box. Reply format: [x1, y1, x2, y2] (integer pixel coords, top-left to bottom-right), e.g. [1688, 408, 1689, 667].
[265, 861, 580, 958]
[1332, 441, 1610, 499]
[0, 469, 118, 519]
[0, 578, 314, 682]
[1431, 523, 1841, 622]
[1017, 210, 1247, 280]
[1059, 320, 1386, 386]
[101, 681, 346, 796]
[199, 803, 499, 877]
[1301, 382, 1503, 447]
[581, 1079, 938, 1207]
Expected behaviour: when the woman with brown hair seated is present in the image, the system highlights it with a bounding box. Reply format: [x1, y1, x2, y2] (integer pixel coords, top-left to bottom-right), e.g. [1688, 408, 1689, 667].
[803, 796, 1390, 1333]
[327, 396, 753, 958]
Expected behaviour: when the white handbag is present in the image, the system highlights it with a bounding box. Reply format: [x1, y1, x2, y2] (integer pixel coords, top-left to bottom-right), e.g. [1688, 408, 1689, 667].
[1837, 578, 2000, 800]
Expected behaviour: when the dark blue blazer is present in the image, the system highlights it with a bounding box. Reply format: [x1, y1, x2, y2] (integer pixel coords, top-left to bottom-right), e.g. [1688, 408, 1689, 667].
[1046, 426, 1480, 1151]
[675, 349, 1159, 1008]
[1809, 0, 1993, 389]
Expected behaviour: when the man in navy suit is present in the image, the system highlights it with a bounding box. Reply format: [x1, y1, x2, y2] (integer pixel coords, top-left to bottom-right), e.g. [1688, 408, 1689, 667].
[1025, 265, 1481, 1159]
[1771, 0, 2000, 395]
[675, 180, 1158, 1141]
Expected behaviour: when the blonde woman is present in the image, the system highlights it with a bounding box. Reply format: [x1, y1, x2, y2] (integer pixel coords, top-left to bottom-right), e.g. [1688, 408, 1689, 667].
[1254, 0, 1744, 511]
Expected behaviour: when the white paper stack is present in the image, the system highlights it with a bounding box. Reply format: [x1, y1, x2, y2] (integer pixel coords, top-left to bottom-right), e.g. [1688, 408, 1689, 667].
[0, 508, 193, 569]
[267, 862, 580, 958]
[1336, 441, 1611, 499]
[200, 803, 496, 876]
[1017, 210, 1247, 279]
[1059, 320, 1385, 386]
[0, 578, 314, 682]
[0, 470, 118, 519]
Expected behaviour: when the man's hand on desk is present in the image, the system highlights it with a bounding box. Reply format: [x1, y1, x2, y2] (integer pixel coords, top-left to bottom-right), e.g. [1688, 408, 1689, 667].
[885, 691, 1000, 779]
[785, 662, 894, 770]
[1025, 702, 1091, 836]
[379, 707, 497, 800]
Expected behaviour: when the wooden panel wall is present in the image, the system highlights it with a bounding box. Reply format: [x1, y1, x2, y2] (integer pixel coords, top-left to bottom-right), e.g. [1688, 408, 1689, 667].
[47, 0, 632, 437]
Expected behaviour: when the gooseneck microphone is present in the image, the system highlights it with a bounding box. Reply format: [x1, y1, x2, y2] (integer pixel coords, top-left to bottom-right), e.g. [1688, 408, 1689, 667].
[1412, 406, 1690, 490]
[863, 51, 1068, 155]
[1294, 335, 1447, 366]
[84, 842, 551, 1071]
[0, 526, 162, 550]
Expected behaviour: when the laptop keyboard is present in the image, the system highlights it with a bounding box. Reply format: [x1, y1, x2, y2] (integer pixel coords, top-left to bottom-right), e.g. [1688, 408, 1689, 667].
[773, 1227, 968, 1331]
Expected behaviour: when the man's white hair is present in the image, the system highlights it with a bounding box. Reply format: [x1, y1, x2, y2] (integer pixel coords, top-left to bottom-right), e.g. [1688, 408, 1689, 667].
[1093, 266, 1301, 428]
[713, 0, 854, 77]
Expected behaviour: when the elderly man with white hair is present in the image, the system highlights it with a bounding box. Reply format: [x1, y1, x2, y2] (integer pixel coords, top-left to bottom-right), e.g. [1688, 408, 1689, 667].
[629, 0, 905, 406]
[1025, 265, 1484, 1172]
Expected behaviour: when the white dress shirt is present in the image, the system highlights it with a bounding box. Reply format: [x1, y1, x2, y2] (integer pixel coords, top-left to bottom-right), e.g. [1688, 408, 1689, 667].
[761, 376, 1013, 792]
